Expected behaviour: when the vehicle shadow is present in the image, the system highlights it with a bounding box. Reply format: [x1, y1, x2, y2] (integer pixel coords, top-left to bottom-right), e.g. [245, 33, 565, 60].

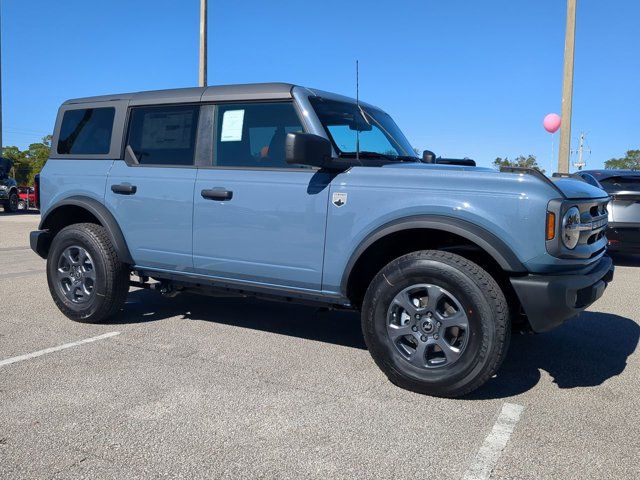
[0, 210, 40, 216]
[111, 291, 638, 398]
[610, 252, 640, 267]
[114, 289, 366, 349]
[468, 311, 640, 399]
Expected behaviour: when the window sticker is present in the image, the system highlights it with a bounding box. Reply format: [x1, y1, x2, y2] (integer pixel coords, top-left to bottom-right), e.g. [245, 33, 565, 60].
[221, 109, 245, 142]
[141, 111, 193, 149]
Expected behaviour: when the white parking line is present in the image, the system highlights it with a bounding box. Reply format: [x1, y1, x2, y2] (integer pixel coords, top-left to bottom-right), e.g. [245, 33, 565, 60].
[0, 332, 121, 367]
[462, 402, 525, 480]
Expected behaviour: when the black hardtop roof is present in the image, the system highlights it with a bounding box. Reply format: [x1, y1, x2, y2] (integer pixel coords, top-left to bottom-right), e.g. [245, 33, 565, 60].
[61, 82, 382, 110]
[62, 82, 297, 105]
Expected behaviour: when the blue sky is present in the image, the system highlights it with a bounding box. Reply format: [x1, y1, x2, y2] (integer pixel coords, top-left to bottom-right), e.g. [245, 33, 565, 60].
[2, 0, 638, 171]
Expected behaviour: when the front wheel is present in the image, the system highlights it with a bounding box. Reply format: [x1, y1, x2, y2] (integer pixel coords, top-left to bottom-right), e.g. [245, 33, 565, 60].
[7, 191, 19, 212]
[46, 223, 130, 323]
[361, 250, 510, 398]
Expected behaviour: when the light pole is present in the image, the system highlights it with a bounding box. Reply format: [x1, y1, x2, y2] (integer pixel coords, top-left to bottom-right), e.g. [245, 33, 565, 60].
[558, 0, 577, 173]
[199, 0, 207, 87]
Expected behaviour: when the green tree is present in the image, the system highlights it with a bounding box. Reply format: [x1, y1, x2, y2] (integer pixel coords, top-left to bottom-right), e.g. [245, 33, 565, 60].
[493, 155, 545, 174]
[1, 146, 26, 183]
[604, 150, 640, 170]
[24, 135, 52, 185]
[2, 135, 51, 185]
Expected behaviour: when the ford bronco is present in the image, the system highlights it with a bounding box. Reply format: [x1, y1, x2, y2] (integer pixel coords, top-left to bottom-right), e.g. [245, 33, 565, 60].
[30, 83, 614, 397]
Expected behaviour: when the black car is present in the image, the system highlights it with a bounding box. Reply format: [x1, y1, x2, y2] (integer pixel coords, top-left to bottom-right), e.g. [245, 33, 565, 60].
[576, 170, 640, 253]
[0, 158, 19, 213]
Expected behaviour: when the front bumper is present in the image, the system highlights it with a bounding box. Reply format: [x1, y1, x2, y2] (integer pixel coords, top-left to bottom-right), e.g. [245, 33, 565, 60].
[30, 230, 51, 259]
[510, 255, 614, 333]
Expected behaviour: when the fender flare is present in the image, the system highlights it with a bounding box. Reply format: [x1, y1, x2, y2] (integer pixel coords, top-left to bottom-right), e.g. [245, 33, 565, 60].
[39, 196, 133, 264]
[340, 214, 527, 295]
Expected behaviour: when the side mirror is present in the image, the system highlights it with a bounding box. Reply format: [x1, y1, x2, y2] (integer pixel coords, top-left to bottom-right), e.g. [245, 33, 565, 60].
[422, 150, 436, 163]
[286, 132, 334, 168]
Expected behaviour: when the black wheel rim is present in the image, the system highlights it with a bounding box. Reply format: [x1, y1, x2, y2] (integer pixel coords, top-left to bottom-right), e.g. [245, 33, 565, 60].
[56, 245, 96, 304]
[386, 283, 470, 369]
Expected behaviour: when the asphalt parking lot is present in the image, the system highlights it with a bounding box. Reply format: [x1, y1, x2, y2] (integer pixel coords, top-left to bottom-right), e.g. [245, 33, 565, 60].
[1, 213, 639, 479]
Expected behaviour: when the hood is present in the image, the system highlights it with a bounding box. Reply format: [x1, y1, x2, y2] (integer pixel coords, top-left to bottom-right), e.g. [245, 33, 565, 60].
[380, 162, 609, 200]
[549, 177, 609, 200]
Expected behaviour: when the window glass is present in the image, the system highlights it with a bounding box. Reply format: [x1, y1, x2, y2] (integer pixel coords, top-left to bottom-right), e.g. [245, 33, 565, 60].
[327, 124, 397, 155]
[309, 97, 416, 160]
[57, 107, 115, 155]
[578, 173, 601, 188]
[214, 102, 305, 168]
[599, 176, 640, 192]
[127, 105, 199, 166]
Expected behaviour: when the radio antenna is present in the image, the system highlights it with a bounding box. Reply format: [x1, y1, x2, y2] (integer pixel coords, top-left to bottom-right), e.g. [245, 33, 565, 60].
[356, 59, 360, 163]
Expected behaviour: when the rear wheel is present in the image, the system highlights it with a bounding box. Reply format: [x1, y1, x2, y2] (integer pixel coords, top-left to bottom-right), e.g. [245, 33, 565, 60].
[361, 250, 510, 398]
[47, 223, 130, 323]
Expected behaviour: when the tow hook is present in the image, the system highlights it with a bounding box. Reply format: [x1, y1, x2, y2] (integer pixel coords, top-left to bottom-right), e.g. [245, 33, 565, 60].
[159, 283, 180, 298]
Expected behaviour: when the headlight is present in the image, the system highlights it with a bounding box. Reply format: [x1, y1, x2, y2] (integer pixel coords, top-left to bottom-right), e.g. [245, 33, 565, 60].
[0, 185, 7, 190]
[561, 206, 581, 249]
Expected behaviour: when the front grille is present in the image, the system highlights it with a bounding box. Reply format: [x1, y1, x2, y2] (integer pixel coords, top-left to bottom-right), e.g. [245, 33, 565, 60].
[576, 198, 609, 248]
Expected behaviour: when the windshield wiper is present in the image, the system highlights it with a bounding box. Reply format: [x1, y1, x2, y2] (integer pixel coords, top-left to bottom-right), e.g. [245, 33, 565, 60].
[395, 155, 420, 162]
[339, 151, 417, 162]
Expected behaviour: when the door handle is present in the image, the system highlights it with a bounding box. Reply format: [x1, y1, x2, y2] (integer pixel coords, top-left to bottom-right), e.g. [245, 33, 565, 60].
[201, 188, 233, 201]
[111, 183, 137, 195]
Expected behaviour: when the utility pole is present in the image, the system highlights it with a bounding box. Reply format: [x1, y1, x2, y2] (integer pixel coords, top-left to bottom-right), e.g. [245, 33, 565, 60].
[558, 0, 577, 173]
[198, 0, 207, 87]
[572, 132, 589, 170]
[0, 2, 3, 152]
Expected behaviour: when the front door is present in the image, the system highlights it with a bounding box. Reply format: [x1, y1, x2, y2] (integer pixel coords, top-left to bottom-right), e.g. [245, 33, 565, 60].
[105, 104, 200, 271]
[193, 102, 330, 291]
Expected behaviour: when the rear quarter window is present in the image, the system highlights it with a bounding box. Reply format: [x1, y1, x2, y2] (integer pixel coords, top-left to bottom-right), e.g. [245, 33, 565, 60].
[57, 107, 115, 155]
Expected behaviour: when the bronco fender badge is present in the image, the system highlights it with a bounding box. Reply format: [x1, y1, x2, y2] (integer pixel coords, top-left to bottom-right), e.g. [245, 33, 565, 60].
[332, 192, 347, 207]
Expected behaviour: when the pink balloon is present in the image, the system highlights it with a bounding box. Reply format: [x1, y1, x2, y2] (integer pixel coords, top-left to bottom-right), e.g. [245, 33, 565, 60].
[543, 113, 561, 133]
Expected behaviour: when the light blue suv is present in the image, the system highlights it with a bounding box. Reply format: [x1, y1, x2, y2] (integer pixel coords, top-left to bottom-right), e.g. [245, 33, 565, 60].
[30, 83, 614, 397]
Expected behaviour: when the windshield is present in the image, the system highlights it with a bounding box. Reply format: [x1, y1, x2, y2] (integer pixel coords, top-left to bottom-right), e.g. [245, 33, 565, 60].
[309, 97, 417, 159]
[599, 176, 640, 193]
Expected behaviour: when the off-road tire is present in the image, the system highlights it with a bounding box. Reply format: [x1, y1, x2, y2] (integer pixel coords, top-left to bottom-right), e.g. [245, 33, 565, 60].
[47, 223, 130, 323]
[361, 250, 510, 398]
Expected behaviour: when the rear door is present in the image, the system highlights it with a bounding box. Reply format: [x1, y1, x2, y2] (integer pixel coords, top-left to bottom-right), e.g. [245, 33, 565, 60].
[105, 104, 199, 271]
[192, 101, 330, 291]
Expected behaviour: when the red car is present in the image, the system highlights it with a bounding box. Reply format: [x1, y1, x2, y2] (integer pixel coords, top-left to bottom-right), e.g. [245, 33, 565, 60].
[17, 186, 38, 211]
